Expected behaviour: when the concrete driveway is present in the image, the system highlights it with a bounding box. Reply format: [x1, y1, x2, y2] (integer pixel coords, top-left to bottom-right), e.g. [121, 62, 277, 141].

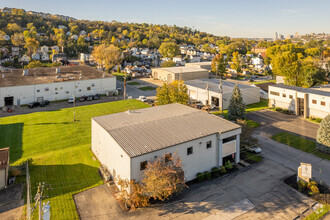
[74, 160, 315, 220]
[0, 184, 24, 220]
[247, 109, 320, 140]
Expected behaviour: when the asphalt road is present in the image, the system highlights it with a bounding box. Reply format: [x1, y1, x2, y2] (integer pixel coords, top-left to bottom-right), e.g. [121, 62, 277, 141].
[247, 109, 319, 140]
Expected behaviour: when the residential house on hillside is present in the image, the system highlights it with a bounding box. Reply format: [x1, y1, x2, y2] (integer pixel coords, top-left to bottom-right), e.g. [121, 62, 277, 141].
[19, 55, 30, 63]
[11, 47, 19, 56]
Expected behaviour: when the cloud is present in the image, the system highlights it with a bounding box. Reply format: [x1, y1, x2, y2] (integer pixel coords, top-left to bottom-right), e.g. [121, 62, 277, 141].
[282, 8, 303, 15]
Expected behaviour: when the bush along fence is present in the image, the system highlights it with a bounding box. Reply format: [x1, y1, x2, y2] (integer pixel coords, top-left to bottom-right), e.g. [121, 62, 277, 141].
[195, 160, 235, 183]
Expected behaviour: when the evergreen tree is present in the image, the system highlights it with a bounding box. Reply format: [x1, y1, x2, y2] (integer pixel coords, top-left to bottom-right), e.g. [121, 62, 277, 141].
[316, 115, 330, 154]
[227, 84, 246, 121]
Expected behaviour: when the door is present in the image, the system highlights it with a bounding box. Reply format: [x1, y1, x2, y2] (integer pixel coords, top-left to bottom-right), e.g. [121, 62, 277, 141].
[4, 97, 14, 106]
[297, 98, 304, 116]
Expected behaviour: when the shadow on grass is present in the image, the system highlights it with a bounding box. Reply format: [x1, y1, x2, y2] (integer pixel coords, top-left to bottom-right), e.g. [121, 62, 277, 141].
[0, 123, 23, 163]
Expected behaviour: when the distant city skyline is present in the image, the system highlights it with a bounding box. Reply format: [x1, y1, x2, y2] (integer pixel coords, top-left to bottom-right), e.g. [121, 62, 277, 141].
[1, 0, 330, 38]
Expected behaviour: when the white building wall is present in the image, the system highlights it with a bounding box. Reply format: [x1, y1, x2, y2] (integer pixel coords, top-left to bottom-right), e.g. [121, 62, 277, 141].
[91, 119, 131, 182]
[0, 169, 6, 189]
[0, 77, 116, 107]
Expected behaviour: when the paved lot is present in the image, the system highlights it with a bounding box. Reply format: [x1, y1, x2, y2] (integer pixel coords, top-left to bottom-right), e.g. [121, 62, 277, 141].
[247, 109, 319, 140]
[117, 78, 158, 99]
[74, 159, 315, 220]
[0, 184, 24, 220]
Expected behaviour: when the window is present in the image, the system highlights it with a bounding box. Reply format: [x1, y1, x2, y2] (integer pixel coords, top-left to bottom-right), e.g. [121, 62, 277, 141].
[87, 86, 91, 91]
[187, 147, 193, 155]
[45, 87, 49, 92]
[282, 93, 286, 98]
[55, 88, 58, 91]
[37, 89, 40, 92]
[312, 100, 317, 104]
[140, 161, 147, 171]
[165, 153, 172, 162]
[60, 87, 63, 90]
[206, 141, 212, 149]
[321, 101, 325, 106]
[270, 91, 280, 96]
[91, 83, 95, 87]
[55, 92, 58, 95]
[289, 95, 293, 99]
[223, 136, 236, 143]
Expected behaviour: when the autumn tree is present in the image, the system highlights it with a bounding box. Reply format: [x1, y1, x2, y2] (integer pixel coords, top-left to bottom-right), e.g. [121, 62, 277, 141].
[161, 60, 176, 67]
[11, 33, 24, 46]
[6, 23, 22, 35]
[211, 53, 227, 76]
[142, 154, 186, 201]
[227, 84, 246, 121]
[91, 44, 122, 72]
[316, 115, 330, 154]
[230, 51, 242, 73]
[159, 42, 179, 59]
[24, 38, 40, 57]
[156, 81, 188, 105]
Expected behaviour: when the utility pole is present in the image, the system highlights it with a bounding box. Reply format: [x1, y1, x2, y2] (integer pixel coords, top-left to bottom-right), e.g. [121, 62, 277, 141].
[123, 76, 127, 100]
[73, 95, 76, 121]
[206, 81, 210, 113]
[219, 78, 223, 117]
[32, 182, 45, 220]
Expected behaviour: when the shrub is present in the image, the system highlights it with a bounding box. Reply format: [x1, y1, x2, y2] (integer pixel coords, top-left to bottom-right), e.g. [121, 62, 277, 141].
[196, 172, 204, 182]
[281, 109, 289, 114]
[204, 171, 211, 180]
[225, 160, 233, 170]
[220, 166, 226, 175]
[10, 167, 22, 177]
[308, 181, 320, 195]
[316, 115, 329, 153]
[316, 118, 322, 123]
[297, 180, 307, 192]
[275, 107, 282, 112]
[211, 167, 220, 178]
[117, 66, 121, 73]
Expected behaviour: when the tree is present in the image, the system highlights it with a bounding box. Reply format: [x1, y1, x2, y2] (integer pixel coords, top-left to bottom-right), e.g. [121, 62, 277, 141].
[0, 30, 6, 40]
[301, 59, 326, 87]
[230, 51, 242, 73]
[161, 60, 176, 67]
[11, 33, 25, 46]
[211, 53, 227, 75]
[91, 44, 122, 72]
[24, 38, 40, 57]
[156, 81, 188, 105]
[26, 60, 44, 68]
[228, 84, 246, 121]
[159, 42, 179, 59]
[142, 154, 186, 201]
[6, 23, 22, 34]
[316, 115, 330, 154]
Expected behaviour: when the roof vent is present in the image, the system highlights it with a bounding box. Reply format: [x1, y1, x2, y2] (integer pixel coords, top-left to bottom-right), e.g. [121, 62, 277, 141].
[56, 68, 61, 73]
[22, 69, 28, 76]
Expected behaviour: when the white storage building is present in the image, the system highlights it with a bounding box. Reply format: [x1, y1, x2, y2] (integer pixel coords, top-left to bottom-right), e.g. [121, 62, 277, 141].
[152, 66, 209, 83]
[185, 79, 261, 109]
[92, 104, 241, 186]
[269, 84, 330, 118]
[0, 65, 116, 107]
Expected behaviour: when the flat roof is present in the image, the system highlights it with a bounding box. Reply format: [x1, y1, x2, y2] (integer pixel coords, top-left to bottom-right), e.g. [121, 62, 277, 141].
[185, 78, 256, 94]
[153, 66, 209, 74]
[0, 148, 9, 169]
[93, 103, 240, 157]
[0, 65, 114, 87]
[269, 84, 330, 97]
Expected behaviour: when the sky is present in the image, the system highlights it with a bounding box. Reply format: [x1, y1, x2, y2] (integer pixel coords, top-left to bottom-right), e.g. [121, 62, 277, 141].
[1, 0, 329, 38]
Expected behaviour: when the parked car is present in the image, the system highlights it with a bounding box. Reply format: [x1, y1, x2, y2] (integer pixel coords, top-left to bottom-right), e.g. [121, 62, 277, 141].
[79, 96, 88, 102]
[146, 99, 154, 104]
[116, 86, 122, 91]
[68, 97, 75, 103]
[28, 102, 40, 109]
[247, 146, 262, 154]
[138, 96, 148, 102]
[87, 95, 94, 101]
[94, 94, 101, 100]
[40, 100, 50, 107]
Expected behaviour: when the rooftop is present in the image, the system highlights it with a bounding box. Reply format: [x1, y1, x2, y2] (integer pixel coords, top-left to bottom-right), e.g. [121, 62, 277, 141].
[0, 65, 114, 87]
[154, 66, 208, 74]
[269, 84, 330, 96]
[93, 103, 240, 157]
[185, 78, 256, 94]
[0, 148, 9, 169]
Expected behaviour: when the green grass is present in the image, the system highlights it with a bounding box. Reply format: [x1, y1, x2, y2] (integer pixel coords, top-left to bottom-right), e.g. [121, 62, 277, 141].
[245, 151, 262, 162]
[246, 119, 260, 128]
[127, 82, 140, 85]
[139, 86, 157, 91]
[304, 204, 330, 220]
[0, 100, 149, 219]
[252, 79, 276, 84]
[272, 132, 330, 160]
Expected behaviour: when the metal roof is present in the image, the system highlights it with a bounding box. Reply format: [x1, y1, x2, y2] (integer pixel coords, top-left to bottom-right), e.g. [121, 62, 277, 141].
[0, 148, 9, 169]
[154, 66, 208, 74]
[185, 78, 255, 94]
[93, 103, 240, 158]
[269, 84, 330, 97]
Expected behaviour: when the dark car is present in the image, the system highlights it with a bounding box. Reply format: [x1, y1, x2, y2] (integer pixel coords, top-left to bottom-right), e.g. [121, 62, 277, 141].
[40, 100, 50, 107]
[87, 95, 94, 101]
[79, 96, 87, 102]
[28, 102, 40, 109]
[94, 94, 101, 100]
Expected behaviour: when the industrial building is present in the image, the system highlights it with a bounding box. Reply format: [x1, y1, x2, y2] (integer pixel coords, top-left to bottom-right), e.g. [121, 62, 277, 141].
[92, 103, 241, 187]
[0, 148, 9, 190]
[185, 79, 261, 109]
[152, 66, 209, 83]
[269, 84, 330, 118]
[0, 65, 116, 107]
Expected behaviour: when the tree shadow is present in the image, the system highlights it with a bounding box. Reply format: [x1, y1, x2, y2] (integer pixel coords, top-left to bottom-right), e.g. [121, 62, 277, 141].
[0, 123, 23, 163]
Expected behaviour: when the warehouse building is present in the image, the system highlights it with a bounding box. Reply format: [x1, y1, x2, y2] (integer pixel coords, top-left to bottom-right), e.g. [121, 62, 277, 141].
[0, 148, 9, 190]
[269, 84, 330, 118]
[185, 79, 260, 109]
[0, 65, 116, 107]
[152, 66, 209, 83]
[92, 103, 241, 186]
[185, 61, 212, 70]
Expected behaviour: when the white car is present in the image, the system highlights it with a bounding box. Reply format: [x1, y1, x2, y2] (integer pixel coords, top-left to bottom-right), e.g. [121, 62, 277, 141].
[138, 96, 148, 102]
[248, 146, 262, 154]
[68, 97, 75, 103]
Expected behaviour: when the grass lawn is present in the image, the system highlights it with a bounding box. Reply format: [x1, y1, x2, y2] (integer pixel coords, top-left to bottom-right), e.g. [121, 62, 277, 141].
[127, 82, 140, 85]
[304, 204, 330, 220]
[272, 132, 330, 160]
[139, 86, 157, 91]
[0, 100, 149, 219]
[252, 79, 276, 84]
[246, 119, 260, 128]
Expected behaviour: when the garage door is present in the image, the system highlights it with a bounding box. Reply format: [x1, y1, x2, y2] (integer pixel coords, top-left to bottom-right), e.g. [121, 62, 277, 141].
[222, 141, 236, 157]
